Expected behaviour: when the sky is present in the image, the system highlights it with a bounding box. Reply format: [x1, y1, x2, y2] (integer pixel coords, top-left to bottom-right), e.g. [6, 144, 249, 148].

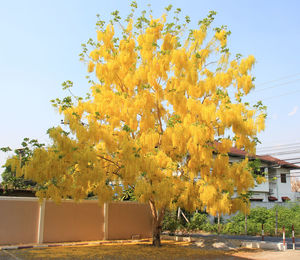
[1, 0, 300, 179]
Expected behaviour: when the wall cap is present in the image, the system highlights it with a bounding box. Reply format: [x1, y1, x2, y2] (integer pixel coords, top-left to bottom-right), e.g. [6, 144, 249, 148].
[0, 196, 38, 201]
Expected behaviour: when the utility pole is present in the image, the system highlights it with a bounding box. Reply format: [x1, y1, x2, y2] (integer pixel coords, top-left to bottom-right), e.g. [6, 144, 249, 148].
[217, 213, 220, 234]
[16, 148, 25, 169]
[275, 207, 278, 236]
[245, 214, 247, 235]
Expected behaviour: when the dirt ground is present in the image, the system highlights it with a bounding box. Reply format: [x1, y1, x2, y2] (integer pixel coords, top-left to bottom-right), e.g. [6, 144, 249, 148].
[0, 240, 299, 259]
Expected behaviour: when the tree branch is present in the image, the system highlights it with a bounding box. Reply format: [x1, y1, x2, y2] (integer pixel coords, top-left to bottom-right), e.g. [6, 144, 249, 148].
[156, 102, 164, 137]
[149, 199, 158, 221]
[97, 155, 121, 169]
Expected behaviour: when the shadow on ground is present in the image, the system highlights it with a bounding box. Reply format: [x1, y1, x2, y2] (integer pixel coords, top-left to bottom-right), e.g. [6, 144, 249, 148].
[0, 240, 258, 260]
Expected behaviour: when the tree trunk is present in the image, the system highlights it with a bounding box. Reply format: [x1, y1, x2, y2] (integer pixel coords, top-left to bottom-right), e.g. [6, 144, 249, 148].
[152, 223, 162, 247]
[149, 200, 165, 247]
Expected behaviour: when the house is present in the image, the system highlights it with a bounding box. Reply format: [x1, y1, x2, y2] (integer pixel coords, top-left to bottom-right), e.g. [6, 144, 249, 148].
[229, 147, 300, 208]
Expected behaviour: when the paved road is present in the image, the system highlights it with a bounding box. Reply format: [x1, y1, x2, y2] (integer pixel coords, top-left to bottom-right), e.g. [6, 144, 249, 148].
[234, 250, 300, 260]
[222, 234, 300, 249]
[165, 233, 300, 249]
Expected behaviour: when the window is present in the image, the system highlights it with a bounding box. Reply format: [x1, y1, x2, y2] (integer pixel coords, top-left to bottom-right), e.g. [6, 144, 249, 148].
[281, 174, 286, 183]
[250, 198, 263, 201]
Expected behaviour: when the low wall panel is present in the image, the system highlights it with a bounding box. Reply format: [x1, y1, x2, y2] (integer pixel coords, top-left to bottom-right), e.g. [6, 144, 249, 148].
[107, 202, 152, 240]
[0, 198, 39, 245]
[43, 201, 104, 243]
[0, 198, 152, 245]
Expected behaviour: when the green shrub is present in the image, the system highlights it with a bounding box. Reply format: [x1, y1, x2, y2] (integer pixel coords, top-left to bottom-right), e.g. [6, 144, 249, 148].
[202, 222, 218, 233]
[247, 221, 261, 235]
[229, 212, 244, 223]
[223, 222, 243, 234]
[248, 207, 271, 224]
[271, 204, 300, 236]
[187, 212, 208, 231]
[162, 205, 300, 237]
[162, 210, 180, 232]
[225, 204, 300, 236]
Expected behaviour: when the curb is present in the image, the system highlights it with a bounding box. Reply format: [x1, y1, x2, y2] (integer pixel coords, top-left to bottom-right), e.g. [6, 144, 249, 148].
[161, 235, 195, 242]
[241, 241, 287, 251]
[0, 239, 151, 251]
[162, 235, 289, 251]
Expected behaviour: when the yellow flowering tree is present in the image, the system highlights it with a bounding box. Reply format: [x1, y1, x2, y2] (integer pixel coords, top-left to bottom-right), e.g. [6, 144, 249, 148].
[15, 4, 266, 246]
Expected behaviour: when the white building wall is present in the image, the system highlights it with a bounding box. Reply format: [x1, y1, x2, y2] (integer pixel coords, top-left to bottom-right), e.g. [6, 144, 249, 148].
[250, 167, 297, 203]
[250, 167, 269, 202]
[293, 192, 300, 201]
[229, 157, 298, 203]
[250, 201, 299, 209]
[268, 168, 277, 198]
[274, 168, 296, 202]
[250, 192, 268, 202]
[251, 173, 269, 193]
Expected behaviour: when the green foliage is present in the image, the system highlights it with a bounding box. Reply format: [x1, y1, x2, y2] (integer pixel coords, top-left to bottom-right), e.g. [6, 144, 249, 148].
[248, 159, 261, 172]
[0, 147, 12, 152]
[187, 212, 208, 230]
[120, 186, 136, 201]
[254, 101, 267, 117]
[248, 159, 265, 181]
[224, 205, 300, 236]
[163, 210, 180, 233]
[50, 96, 74, 110]
[249, 207, 271, 224]
[162, 205, 300, 237]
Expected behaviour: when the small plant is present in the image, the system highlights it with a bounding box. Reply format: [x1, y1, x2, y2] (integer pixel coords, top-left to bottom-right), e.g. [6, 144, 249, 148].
[188, 212, 208, 230]
[163, 210, 180, 233]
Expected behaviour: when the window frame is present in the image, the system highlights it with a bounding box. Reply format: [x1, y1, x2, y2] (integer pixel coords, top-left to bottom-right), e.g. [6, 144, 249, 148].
[281, 173, 287, 183]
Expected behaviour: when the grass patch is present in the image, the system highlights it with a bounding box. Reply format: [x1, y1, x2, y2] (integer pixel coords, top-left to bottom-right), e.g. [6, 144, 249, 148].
[10, 240, 233, 259]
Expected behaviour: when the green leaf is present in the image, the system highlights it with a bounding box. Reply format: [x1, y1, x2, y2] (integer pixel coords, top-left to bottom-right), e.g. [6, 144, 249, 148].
[165, 5, 173, 12]
[122, 125, 131, 132]
[0, 147, 12, 152]
[61, 80, 73, 90]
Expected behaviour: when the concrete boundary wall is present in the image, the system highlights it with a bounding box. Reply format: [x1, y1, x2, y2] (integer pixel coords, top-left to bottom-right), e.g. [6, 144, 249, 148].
[43, 200, 105, 243]
[107, 201, 152, 240]
[0, 197, 152, 245]
[0, 197, 40, 245]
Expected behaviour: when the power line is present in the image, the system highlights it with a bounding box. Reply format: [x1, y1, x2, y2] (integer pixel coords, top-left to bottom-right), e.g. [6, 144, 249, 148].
[260, 155, 300, 163]
[256, 72, 300, 86]
[276, 158, 300, 161]
[249, 88, 300, 102]
[257, 145, 300, 154]
[257, 143, 300, 149]
[259, 149, 300, 156]
[258, 142, 300, 148]
[265, 157, 300, 162]
[276, 159, 300, 164]
[274, 162, 300, 165]
[254, 78, 300, 92]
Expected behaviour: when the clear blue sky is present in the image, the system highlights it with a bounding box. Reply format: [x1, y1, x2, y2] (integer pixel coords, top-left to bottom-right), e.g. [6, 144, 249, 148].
[1, 0, 300, 178]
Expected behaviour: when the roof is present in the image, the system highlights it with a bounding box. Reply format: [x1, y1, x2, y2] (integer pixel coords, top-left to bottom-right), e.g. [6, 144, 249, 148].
[257, 155, 300, 169]
[228, 147, 300, 170]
